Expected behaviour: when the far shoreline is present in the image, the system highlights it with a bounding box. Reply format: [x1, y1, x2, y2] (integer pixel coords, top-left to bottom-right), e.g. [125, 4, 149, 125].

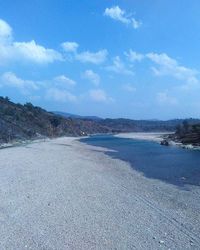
[115, 132, 200, 151]
[114, 132, 171, 143]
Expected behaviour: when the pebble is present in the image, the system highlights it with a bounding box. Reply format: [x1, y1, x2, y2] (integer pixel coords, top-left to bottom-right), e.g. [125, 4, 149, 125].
[190, 240, 194, 246]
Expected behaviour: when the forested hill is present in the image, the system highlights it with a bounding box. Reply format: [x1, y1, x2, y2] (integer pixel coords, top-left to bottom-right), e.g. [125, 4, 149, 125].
[0, 96, 200, 144]
[97, 118, 200, 133]
[0, 97, 110, 143]
[56, 112, 200, 133]
[169, 121, 200, 146]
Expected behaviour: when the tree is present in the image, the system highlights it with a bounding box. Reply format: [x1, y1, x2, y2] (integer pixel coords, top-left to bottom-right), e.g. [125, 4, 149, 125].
[24, 102, 34, 110]
[176, 124, 182, 135]
[183, 120, 189, 132]
[5, 96, 10, 102]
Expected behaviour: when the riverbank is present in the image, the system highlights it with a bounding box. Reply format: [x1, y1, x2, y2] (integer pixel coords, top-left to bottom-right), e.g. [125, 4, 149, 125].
[0, 137, 200, 249]
[115, 132, 200, 150]
[114, 132, 170, 142]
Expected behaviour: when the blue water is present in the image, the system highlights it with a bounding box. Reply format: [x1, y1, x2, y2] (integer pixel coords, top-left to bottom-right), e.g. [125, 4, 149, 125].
[80, 135, 200, 187]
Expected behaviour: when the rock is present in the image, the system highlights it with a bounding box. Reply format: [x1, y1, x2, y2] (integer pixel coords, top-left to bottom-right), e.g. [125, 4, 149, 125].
[161, 140, 169, 146]
[190, 240, 194, 246]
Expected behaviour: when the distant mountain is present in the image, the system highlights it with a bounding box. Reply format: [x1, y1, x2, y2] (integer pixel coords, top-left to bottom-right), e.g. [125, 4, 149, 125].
[55, 111, 200, 133]
[97, 118, 200, 133]
[53, 111, 102, 121]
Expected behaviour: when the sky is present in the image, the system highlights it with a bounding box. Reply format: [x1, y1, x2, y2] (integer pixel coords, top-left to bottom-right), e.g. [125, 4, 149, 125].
[0, 0, 200, 119]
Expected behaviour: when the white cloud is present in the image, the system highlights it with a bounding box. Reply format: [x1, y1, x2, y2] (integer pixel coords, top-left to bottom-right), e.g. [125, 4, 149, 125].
[82, 70, 100, 85]
[125, 50, 144, 62]
[104, 6, 142, 29]
[0, 72, 38, 93]
[132, 18, 142, 29]
[61, 40, 108, 65]
[106, 56, 134, 75]
[0, 19, 14, 64]
[0, 44, 13, 64]
[157, 91, 178, 105]
[13, 40, 62, 64]
[75, 49, 108, 64]
[146, 53, 199, 87]
[0, 19, 12, 43]
[89, 89, 113, 103]
[122, 83, 136, 92]
[104, 6, 129, 24]
[123, 50, 200, 89]
[0, 19, 62, 65]
[0, 72, 78, 100]
[46, 88, 77, 103]
[54, 75, 76, 86]
[61, 41, 79, 53]
[0, 71, 79, 103]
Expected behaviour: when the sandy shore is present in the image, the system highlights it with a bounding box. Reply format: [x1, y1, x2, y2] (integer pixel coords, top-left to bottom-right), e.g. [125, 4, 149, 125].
[114, 132, 170, 142]
[0, 137, 200, 249]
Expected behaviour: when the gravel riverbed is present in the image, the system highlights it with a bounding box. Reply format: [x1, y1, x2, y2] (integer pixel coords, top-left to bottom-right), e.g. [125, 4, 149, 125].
[0, 137, 199, 249]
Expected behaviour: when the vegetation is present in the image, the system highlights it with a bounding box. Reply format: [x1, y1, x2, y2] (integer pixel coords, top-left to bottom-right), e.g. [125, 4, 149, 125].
[0, 97, 110, 143]
[170, 120, 200, 145]
[0, 96, 200, 145]
[97, 118, 200, 133]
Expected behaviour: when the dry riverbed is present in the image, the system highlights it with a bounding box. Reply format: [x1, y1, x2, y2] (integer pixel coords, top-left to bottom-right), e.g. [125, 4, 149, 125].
[114, 132, 169, 142]
[0, 137, 200, 249]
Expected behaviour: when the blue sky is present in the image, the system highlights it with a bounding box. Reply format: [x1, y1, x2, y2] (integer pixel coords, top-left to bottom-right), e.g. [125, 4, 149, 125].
[0, 0, 200, 119]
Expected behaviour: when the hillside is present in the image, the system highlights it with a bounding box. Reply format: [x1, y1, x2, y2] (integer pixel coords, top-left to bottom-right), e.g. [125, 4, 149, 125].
[0, 97, 110, 144]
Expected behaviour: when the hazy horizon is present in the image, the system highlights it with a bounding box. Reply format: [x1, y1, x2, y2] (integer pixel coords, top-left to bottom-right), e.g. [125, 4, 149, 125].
[52, 109, 200, 121]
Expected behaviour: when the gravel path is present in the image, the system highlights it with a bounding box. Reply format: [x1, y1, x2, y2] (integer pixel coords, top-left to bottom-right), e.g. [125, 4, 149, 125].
[0, 137, 199, 249]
